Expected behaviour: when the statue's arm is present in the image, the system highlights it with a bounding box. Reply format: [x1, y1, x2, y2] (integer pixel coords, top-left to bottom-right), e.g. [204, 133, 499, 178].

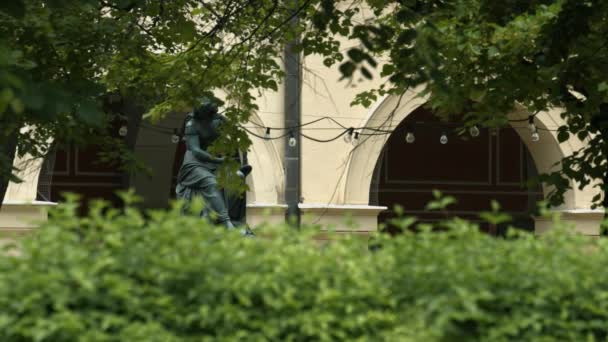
[184, 126, 223, 164]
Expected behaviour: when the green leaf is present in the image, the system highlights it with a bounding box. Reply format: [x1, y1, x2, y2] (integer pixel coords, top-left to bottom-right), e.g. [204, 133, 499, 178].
[426, 190, 457, 210]
[432, 190, 442, 199]
[339, 61, 356, 78]
[577, 130, 588, 140]
[388, 216, 417, 230]
[393, 204, 404, 216]
[469, 87, 486, 102]
[178, 21, 197, 42]
[478, 201, 512, 225]
[487, 46, 500, 58]
[266, 80, 278, 92]
[360, 66, 373, 79]
[395, 8, 416, 24]
[396, 29, 417, 46]
[0, 88, 14, 114]
[557, 128, 569, 143]
[9, 98, 23, 114]
[76, 99, 103, 126]
[347, 48, 366, 63]
[117, 0, 136, 10]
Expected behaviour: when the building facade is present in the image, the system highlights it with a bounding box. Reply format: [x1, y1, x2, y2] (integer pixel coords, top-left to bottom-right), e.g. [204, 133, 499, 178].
[0, 49, 604, 237]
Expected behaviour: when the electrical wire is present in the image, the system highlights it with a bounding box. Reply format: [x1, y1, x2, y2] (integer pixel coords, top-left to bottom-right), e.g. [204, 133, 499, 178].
[137, 102, 562, 140]
[248, 116, 336, 130]
[508, 111, 540, 123]
[240, 126, 292, 140]
[137, 112, 562, 144]
[301, 130, 350, 143]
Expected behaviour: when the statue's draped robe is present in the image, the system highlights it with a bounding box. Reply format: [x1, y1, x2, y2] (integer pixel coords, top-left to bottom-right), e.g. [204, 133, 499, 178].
[176, 114, 248, 227]
[176, 114, 231, 224]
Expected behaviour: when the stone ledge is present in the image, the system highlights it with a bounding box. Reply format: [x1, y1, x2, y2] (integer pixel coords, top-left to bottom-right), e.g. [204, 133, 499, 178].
[298, 203, 387, 214]
[534, 209, 604, 236]
[0, 201, 56, 233]
[246, 203, 387, 234]
[2, 200, 58, 207]
[299, 204, 387, 233]
[246, 203, 288, 227]
[247, 203, 288, 210]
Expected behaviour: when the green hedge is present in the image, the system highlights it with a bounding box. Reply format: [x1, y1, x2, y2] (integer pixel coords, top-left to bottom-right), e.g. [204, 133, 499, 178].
[1, 197, 608, 341]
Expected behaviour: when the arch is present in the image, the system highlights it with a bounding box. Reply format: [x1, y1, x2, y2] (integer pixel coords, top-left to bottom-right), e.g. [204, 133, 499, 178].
[242, 112, 285, 204]
[343, 89, 428, 205]
[343, 91, 585, 210]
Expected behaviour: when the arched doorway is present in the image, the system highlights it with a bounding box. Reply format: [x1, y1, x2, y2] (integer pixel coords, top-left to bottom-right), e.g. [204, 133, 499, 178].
[35, 97, 143, 214]
[370, 107, 542, 235]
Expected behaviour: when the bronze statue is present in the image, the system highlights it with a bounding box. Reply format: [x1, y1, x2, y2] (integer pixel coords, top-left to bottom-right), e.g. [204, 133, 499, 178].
[176, 97, 253, 235]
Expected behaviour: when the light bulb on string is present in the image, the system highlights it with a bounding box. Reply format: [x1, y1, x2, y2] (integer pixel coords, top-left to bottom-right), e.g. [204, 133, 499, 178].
[351, 132, 360, 146]
[405, 131, 415, 144]
[529, 116, 540, 141]
[288, 131, 297, 147]
[405, 125, 415, 144]
[469, 125, 480, 137]
[171, 129, 180, 144]
[264, 127, 271, 140]
[440, 132, 448, 145]
[531, 130, 540, 142]
[118, 125, 128, 137]
[344, 128, 354, 144]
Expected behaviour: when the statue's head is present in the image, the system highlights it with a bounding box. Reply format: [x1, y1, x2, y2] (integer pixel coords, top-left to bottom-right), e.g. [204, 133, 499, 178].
[193, 96, 222, 120]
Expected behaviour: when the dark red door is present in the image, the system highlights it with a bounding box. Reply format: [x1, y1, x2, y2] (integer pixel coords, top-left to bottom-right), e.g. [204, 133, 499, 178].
[37, 142, 126, 214]
[372, 108, 542, 235]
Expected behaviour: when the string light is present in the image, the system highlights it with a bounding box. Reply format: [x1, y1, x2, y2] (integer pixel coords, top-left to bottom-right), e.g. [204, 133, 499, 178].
[171, 129, 180, 144]
[118, 125, 128, 137]
[405, 124, 415, 143]
[531, 131, 540, 142]
[351, 131, 360, 146]
[528, 116, 540, 141]
[344, 128, 354, 144]
[405, 132, 415, 144]
[142, 114, 560, 147]
[469, 125, 480, 137]
[288, 131, 297, 147]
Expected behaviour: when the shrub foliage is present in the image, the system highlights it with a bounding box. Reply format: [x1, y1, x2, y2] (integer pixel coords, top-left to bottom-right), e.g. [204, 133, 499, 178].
[1, 198, 608, 341]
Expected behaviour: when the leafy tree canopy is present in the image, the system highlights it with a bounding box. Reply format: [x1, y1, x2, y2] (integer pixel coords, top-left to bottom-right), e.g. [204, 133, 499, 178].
[5, 0, 607, 211]
[314, 0, 608, 208]
[0, 0, 340, 204]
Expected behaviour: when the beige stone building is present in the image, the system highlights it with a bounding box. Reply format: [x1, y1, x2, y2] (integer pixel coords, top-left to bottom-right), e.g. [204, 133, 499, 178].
[0, 48, 603, 237]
